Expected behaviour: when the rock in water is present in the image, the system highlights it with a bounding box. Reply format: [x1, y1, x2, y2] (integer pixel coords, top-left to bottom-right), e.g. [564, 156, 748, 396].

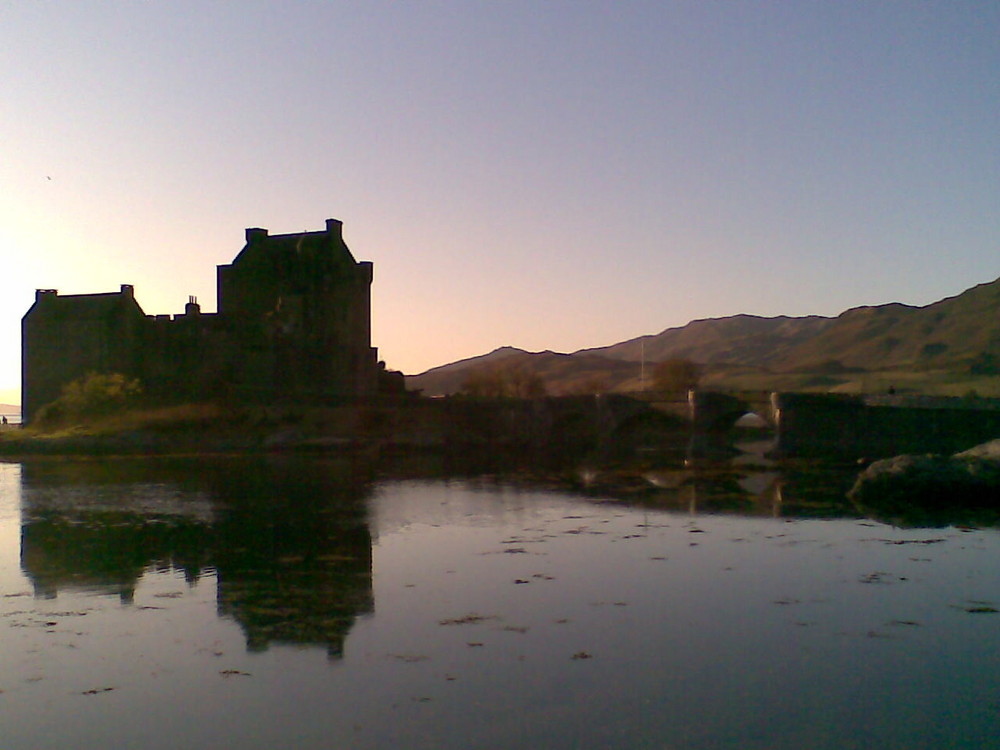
[954, 438, 1000, 462]
[848, 452, 1000, 505]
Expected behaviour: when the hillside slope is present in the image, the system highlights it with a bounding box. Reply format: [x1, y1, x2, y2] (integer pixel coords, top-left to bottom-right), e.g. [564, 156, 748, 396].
[408, 347, 638, 397]
[578, 314, 833, 366]
[406, 276, 1000, 396]
[773, 278, 1000, 371]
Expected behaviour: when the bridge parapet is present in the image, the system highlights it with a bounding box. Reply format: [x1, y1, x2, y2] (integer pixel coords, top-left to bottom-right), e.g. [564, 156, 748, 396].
[863, 394, 1000, 411]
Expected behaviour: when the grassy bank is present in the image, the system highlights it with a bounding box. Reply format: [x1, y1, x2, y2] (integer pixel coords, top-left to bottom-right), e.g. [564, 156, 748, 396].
[0, 402, 382, 456]
[703, 367, 1000, 398]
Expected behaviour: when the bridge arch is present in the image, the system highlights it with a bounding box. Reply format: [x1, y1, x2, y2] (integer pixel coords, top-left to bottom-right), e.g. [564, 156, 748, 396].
[684, 391, 777, 460]
[609, 409, 689, 454]
[688, 391, 777, 433]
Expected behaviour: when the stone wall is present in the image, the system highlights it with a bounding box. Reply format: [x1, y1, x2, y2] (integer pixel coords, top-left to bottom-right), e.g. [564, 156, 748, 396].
[772, 392, 1000, 458]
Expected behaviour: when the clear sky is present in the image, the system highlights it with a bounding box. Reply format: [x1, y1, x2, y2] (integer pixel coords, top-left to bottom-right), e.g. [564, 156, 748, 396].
[2, 2, 998, 406]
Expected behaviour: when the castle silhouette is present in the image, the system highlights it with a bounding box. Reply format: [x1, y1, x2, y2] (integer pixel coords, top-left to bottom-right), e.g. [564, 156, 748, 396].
[22, 219, 393, 422]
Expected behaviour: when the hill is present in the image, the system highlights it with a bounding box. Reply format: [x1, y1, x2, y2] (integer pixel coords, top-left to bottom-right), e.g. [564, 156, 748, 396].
[772, 279, 1000, 372]
[579, 314, 833, 367]
[408, 347, 640, 397]
[406, 276, 1000, 397]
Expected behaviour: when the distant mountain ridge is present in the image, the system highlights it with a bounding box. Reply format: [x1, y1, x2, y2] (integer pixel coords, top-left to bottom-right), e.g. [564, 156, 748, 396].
[770, 279, 1000, 371]
[579, 314, 834, 366]
[406, 277, 1000, 396]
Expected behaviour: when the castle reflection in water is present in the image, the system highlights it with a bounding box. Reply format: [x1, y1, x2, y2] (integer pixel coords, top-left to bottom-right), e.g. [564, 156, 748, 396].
[17, 456, 374, 660]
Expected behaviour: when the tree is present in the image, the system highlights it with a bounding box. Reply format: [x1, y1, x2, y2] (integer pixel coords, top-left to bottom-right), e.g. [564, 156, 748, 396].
[651, 358, 701, 393]
[562, 375, 611, 396]
[34, 372, 143, 425]
[460, 363, 547, 399]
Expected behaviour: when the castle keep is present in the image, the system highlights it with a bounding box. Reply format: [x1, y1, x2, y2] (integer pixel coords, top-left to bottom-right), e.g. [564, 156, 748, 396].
[22, 219, 381, 423]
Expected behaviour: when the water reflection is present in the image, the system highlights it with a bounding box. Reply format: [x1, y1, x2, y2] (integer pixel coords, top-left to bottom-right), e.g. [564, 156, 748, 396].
[562, 463, 860, 521]
[3, 456, 1000, 749]
[18, 457, 374, 658]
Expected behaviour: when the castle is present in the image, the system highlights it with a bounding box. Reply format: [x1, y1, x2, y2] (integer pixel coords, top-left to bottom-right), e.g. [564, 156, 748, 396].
[22, 219, 390, 423]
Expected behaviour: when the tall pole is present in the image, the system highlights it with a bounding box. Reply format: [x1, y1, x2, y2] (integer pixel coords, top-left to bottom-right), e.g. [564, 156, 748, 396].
[640, 340, 646, 391]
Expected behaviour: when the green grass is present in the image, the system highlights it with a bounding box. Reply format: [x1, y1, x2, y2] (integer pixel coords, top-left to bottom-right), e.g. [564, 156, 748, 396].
[13, 402, 230, 439]
[702, 367, 1000, 398]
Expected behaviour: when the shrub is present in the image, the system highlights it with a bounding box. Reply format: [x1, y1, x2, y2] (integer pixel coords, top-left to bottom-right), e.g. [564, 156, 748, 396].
[35, 372, 143, 426]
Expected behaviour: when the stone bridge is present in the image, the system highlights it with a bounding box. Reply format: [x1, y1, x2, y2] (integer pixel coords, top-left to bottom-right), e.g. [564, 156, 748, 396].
[403, 391, 1000, 460]
[641, 390, 775, 459]
[645, 390, 1000, 459]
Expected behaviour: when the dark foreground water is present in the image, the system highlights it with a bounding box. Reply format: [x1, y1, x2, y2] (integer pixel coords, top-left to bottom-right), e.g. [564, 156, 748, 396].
[1, 456, 998, 749]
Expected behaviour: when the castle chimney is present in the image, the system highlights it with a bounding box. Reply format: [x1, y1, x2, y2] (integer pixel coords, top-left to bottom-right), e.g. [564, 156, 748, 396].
[326, 218, 343, 240]
[185, 295, 200, 316]
[120, 284, 134, 298]
[35, 289, 58, 301]
[246, 227, 269, 243]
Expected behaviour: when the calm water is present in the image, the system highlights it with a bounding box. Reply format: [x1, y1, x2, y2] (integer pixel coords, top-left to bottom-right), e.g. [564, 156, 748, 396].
[1, 456, 999, 749]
